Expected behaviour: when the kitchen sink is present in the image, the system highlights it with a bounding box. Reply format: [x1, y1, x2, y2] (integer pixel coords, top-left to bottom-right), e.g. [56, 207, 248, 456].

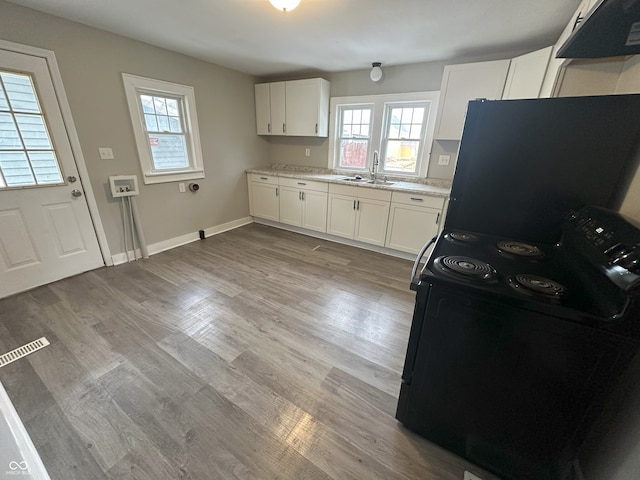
[366, 180, 395, 185]
[340, 177, 368, 182]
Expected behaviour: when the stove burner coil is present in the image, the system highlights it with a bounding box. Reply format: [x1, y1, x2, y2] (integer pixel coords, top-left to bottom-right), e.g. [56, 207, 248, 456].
[436, 256, 497, 281]
[512, 274, 566, 297]
[497, 241, 543, 258]
[445, 232, 479, 244]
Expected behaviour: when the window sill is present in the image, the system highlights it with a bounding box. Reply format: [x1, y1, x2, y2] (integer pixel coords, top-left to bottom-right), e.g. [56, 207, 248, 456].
[143, 170, 205, 185]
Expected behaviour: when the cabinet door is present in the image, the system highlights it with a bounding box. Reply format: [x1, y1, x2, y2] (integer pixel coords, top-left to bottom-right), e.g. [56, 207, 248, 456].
[255, 83, 271, 135]
[286, 79, 321, 136]
[301, 190, 327, 232]
[355, 198, 390, 246]
[327, 194, 357, 239]
[270, 82, 286, 135]
[250, 182, 280, 221]
[279, 187, 302, 227]
[502, 47, 553, 100]
[434, 60, 511, 140]
[386, 203, 440, 254]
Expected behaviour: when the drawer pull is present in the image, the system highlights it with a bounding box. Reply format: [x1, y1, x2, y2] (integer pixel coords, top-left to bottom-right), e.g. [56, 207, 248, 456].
[410, 197, 424, 202]
[436, 212, 441, 224]
[297, 182, 306, 185]
[260, 177, 268, 180]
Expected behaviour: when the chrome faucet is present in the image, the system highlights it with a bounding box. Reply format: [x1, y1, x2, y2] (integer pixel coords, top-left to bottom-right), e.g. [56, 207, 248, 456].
[371, 151, 379, 183]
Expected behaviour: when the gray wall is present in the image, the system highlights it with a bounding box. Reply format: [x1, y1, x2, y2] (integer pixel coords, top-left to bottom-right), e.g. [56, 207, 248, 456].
[0, 0, 269, 257]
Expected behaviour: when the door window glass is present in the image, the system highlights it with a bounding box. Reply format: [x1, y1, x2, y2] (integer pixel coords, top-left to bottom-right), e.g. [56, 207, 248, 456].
[0, 71, 63, 188]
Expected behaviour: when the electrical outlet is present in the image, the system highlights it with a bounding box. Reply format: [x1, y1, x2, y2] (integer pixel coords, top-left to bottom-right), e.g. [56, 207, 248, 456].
[463, 471, 482, 480]
[305, 148, 311, 157]
[438, 154, 451, 166]
[179, 182, 186, 193]
[98, 147, 114, 160]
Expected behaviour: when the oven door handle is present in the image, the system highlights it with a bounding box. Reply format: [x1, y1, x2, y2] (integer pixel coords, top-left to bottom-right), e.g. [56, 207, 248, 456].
[411, 235, 438, 286]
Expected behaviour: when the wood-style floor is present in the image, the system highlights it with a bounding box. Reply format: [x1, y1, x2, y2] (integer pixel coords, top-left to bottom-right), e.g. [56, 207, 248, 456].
[0, 224, 499, 480]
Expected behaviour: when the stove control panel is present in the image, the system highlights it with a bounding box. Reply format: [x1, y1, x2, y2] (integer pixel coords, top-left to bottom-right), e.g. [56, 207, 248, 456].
[566, 206, 640, 292]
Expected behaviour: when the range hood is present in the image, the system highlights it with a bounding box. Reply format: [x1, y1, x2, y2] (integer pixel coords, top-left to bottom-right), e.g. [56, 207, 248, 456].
[557, 0, 640, 58]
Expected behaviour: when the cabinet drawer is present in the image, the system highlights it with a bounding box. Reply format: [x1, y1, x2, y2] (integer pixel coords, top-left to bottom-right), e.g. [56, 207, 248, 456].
[391, 192, 444, 209]
[249, 173, 279, 185]
[328, 183, 392, 202]
[279, 177, 328, 192]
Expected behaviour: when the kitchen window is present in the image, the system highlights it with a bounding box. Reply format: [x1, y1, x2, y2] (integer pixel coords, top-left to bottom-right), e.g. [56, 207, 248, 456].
[122, 73, 205, 184]
[335, 105, 373, 169]
[328, 91, 439, 177]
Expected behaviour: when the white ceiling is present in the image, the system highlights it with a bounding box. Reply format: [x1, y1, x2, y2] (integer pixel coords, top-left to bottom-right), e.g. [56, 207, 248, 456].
[7, 0, 582, 77]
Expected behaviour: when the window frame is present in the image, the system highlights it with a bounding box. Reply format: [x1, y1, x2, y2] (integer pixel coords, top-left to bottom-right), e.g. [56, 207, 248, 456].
[380, 101, 431, 175]
[122, 73, 205, 185]
[334, 103, 374, 171]
[328, 91, 439, 178]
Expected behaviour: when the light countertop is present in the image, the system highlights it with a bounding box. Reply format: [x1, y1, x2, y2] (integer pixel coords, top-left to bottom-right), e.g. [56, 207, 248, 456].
[247, 167, 451, 198]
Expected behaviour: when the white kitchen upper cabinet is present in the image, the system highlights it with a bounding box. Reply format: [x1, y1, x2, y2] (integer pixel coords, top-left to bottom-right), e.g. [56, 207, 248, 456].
[254, 82, 285, 135]
[285, 78, 330, 137]
[502, 47, 553, 100]
[540, 0, 600, 98]
[434, 59, 511, 140]
[255, 78, 329, 137]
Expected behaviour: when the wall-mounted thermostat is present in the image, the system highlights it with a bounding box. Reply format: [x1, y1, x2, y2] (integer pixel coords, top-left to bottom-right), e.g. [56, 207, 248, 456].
[109, 175, 139, 197]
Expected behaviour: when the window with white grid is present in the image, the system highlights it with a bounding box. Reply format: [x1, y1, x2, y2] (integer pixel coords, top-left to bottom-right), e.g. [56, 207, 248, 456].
[0, 71, 63, 188]
[335, 105, 373, 170]
[381, 103, 429, 174]
[122, 74, 204, 184]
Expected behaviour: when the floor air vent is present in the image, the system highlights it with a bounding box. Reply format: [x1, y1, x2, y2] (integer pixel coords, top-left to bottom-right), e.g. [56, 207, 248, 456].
[0, 337, 50, 369]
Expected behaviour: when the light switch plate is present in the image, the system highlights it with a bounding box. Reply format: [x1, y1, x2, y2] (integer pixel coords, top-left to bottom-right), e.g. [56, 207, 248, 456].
[99, 147, 114, 160]
[305, 148, 311, 157]
[438, 154, 451, 166]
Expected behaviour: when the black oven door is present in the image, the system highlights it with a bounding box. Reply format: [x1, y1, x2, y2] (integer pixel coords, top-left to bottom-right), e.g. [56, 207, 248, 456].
[397, 283, 636, 480]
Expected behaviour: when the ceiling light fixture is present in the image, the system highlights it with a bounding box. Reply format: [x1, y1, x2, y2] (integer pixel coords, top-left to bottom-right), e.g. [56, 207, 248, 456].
[370, 62, 383, 83]
[269, 0, 301, 12]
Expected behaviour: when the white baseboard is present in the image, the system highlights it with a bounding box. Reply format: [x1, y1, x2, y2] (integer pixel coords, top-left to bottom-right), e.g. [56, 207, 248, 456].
[110, 216, 253, 265]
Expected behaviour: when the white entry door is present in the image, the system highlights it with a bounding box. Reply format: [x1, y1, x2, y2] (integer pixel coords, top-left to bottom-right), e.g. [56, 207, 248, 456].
[0, 48, 104, 298]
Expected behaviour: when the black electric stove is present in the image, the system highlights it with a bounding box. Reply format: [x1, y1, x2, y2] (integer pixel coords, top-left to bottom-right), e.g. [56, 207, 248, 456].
[397, 206, 640, 480]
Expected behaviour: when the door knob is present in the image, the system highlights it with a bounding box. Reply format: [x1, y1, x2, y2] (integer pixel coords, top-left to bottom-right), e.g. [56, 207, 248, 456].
[68, 175, 77, 183]
[71, 189, 83, 197]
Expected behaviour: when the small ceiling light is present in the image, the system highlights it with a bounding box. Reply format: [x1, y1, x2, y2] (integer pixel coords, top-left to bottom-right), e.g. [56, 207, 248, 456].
[370, 62, 383, 83]
[269, 0, 301, 12]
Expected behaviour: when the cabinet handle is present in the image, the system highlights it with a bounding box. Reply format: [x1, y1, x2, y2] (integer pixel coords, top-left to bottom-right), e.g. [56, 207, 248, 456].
[268, 123, 271, 133]
[283, 123, 286, 134]
[353, 200, 356, 210]
[410, 197, 424, 202]
[276, 187, 279, 197]
[301, 192, 305, 201]
[357, 200, 360, 210]
[315, 123, 318, 134]
[299, 191, 301, 200]
[260, 177, 268, 180]
[297, 182, 306, 185]
[436, 212, 441, 224]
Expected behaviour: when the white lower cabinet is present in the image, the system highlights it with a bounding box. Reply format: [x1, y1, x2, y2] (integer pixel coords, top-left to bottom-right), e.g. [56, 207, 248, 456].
[278, 178, 328, 232]
[248, 174, 280, 221]
[327, 184, 391, 246]
[386, 192, 444, 254]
